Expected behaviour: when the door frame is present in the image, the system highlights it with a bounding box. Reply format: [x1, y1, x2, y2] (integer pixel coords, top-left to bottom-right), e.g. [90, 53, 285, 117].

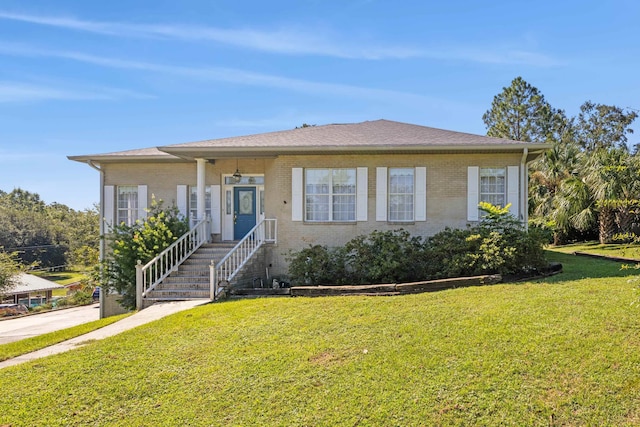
[221, 174, 264, 241]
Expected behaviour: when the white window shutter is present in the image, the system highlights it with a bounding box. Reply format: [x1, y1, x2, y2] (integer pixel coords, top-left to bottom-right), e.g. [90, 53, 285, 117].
[211, 185, 221, 234]
[376, 167, 388, 221]
[137, 185, 148, 220]
[507, 166, 520, 219]
[291, 168, 303, 221]
[103, 185, 114, 229]
[176, 185, 188, 219]
[415, 167, 427, 221]
[467, 166, 479, 221]
[356, 167, 368, 221]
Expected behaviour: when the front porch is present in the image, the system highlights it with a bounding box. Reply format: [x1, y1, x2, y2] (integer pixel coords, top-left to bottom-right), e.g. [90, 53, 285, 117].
[136, 217, 277, 309]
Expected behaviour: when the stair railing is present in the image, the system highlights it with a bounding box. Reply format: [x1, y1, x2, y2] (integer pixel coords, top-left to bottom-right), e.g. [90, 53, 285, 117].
[136, 217, 210, 309]
[210, 218, 277, 299]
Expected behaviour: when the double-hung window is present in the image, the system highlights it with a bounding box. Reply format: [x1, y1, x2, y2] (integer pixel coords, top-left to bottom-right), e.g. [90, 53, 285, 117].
[305, 169, 356, 221]
[479, 168, 506, 207]
[189, 186, 212, 220]
[389, 168, 414, 221]
[117, 186, 138, 226]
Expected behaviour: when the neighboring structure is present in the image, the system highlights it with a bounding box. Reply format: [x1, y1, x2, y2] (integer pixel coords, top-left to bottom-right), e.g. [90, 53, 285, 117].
[69, 119, 547, 306]
[1, 273, 64, 307]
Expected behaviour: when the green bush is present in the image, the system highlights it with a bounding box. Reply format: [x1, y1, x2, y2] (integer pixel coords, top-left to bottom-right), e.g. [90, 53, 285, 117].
[286, 245, 347, 285]
[344, 229, 426, 284]
[286, 203, 548, 286]
[426, 203, 547, 277]
[101, 199, 188, 310]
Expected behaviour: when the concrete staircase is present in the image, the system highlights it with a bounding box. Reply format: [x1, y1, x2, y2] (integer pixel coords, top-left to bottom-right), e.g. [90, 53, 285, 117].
[143, 242, 237, 307]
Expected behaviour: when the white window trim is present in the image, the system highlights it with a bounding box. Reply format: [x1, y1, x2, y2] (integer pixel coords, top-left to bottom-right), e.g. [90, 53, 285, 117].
[467, 166, 519, 221]
[304, 168, 357, 222]
[117, 185, 138, 226]
[189, 185, 212, 221]
[376, 167, 426, 222]
[388, 167, 415, 222]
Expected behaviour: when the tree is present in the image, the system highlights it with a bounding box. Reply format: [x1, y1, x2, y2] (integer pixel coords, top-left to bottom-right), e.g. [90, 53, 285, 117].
[0, 189, 99, 268]
[529, 138, 582, 244]
[0, 251, 24, 297]
[482, 76, 565, 143]
[101, 199, 188, 309]
[582, 148, 640, 243]
[576, 101, 638, 151]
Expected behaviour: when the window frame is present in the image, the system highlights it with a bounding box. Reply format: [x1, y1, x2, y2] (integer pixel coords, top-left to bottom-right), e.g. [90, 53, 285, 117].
[479, 167, 506, 207]
[189, 185, 212, 220]
[388, 167, 415, 222]
[304, 168, 357, 222]
[117, 185, 138, 226]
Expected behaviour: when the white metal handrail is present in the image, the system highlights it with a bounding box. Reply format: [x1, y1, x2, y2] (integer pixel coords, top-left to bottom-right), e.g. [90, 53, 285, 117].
[210, 218, 277, 299]
[136, 218, 210, 309]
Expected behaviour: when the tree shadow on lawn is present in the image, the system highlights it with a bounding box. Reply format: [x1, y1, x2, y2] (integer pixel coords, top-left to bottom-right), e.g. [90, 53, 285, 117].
[540, 250, 638, 284]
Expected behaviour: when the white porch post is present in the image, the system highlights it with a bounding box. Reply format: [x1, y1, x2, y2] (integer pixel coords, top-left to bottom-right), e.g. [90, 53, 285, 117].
[196, 158, 206, 222]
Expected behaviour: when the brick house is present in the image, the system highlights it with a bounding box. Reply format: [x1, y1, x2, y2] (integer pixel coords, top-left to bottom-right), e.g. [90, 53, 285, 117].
[69, 119, 546, 308]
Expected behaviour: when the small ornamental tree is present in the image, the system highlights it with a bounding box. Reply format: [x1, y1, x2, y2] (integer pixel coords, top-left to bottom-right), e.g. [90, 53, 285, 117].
[101, 199, 188, 310]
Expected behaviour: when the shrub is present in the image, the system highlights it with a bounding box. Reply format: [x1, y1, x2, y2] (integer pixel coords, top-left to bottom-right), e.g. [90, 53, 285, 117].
[426, 203, 547, 278]
[286, 245, 347, 285]
[286, 204, 548, 286]
[101, 199, 188, 310]
[343, 229, 426, 284]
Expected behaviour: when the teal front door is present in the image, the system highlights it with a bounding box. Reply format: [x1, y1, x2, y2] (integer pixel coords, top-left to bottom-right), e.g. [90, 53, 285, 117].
[234, 187, 257, 240]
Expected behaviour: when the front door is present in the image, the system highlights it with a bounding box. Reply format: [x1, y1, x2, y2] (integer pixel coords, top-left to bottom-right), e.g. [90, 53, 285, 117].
[234, 187, 256, 240]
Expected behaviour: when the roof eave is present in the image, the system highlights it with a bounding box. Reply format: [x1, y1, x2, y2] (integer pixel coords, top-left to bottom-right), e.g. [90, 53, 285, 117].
[67, 154, 186, 164]
[158, 143, 550, 159]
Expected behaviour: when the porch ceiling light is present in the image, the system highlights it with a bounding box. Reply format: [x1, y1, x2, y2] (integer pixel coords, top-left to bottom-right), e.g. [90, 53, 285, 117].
[232, 168, 242, 183]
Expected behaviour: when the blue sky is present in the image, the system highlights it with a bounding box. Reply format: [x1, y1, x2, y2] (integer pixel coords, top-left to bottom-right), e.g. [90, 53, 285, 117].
[0, 0, 638, 210]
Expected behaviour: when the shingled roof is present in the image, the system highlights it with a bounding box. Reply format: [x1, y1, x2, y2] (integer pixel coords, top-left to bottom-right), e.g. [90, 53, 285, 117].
[69, 119, 548, 163]
[4, 273, 64, 296]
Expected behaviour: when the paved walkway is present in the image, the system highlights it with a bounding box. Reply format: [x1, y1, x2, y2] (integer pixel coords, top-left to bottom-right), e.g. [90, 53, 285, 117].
[0, 300, 206, 370]
[0, 303, 100, 344]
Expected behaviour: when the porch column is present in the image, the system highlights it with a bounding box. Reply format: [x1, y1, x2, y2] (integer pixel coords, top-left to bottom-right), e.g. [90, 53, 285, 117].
[196, 158, 206, 221]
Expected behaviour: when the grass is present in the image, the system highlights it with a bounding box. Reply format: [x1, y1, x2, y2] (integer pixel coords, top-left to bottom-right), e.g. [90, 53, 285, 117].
[0, 313, 131, 362]
[33, 270, 88, 286]
[32, 269, 90, 296]
[1, 250, 640, 425]
[551, 240, 640, 260]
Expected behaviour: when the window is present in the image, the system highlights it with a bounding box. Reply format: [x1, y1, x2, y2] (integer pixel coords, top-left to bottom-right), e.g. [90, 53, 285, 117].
[117, 186, 138, 226]
[480, 168, 506, 207]
[189, 186, 211, 220]
[389, 168, 414, 221]
[305, 169, 356, 221]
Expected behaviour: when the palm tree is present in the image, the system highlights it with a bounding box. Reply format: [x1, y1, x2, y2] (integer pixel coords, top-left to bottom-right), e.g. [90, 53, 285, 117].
[529, 139, 582, 244]
[580, 148, 639, 243]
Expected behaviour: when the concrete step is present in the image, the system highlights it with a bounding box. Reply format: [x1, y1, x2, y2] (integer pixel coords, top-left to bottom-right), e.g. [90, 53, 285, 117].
[147, 289, 210, 298]
[163, 277, 209, 285]
[154, 282, 210, 290]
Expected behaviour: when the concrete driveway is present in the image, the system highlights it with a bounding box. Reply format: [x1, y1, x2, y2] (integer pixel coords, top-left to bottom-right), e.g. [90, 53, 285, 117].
[0, 303, 100, 344]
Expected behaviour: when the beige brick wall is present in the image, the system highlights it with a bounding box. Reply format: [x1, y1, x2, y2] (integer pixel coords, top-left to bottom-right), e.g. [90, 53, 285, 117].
[102, 152, 522, 279]
[103, 159, 270, 207]
[264, 152, 522, 278]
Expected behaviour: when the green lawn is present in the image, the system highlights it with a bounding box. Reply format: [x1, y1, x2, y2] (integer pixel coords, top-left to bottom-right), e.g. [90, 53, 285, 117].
[32, 270, 89, 296]
[1, 250, 640, 426]
[33, 270, 88, 286]
[0, 313, 131, 362]
[551, 240, 640, 260]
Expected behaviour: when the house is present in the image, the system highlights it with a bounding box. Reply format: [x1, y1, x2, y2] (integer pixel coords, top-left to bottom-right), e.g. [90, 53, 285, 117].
[69, 119, 547, 310]
[1, 273, 64, 307]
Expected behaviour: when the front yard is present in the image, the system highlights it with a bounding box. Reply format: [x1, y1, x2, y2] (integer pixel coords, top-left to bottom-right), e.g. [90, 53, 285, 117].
[1, 249, 639, 425]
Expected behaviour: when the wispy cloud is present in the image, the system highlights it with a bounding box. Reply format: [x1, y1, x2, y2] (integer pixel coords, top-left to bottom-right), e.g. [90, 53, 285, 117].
[0, 43, 432, 102]
[0, 11, 558, 65]
[0, 11, 421, 60]
[0, 79, 153, 103]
